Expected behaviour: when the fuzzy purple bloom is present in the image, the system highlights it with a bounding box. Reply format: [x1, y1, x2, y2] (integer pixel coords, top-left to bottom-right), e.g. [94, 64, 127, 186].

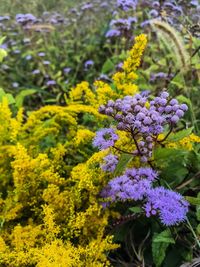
[93, 128, 119, 150]
[100, 167, 157, 203]
[144, 187, 189, 226]
[101, 154, 119, 172]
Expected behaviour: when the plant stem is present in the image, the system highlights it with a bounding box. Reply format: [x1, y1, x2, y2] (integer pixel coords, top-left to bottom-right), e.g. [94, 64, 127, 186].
[186, 217, 200, 249]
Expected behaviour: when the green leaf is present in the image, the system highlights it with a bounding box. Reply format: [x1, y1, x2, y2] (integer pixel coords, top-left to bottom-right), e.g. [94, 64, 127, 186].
[197, 192, 200, 221]
[129, 206, 143, 213]
[101, 59, 115, 74]
[15, 89, 37, 108]
[167, 127, 193, 142]
[154, 147, 187, 162]
[0, 88, 15, 104]
[6, 94, 15, 104]
[197, 224, 200, 234]
[152, 229, 175, 267]
[114, 153, 133, 176]
[186, 196, 200, 206]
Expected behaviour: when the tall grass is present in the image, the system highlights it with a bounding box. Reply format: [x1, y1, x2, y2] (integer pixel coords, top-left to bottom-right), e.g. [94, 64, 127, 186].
[0, 0, 84, 15]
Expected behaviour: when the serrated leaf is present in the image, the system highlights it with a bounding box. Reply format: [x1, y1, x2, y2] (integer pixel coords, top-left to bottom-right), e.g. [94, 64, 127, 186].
[152, 229, 175, 267]
[114, 153, 133, 176]
[167, 127, 193, 142]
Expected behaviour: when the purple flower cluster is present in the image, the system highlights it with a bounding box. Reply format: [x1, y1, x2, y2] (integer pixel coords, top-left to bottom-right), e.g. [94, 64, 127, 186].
[93, 128, 119, 150]
[106, 17, 137, 39]
[98, 92, 188, 162]
[145, 187, 189, 226]
[16, 14, 37, 24]
[117, 0, 138, 11]
[101, 154, 119, 172]
[101, 167, 157, 202]
[100, 166, 189, 225]
[84, 60, 94, 70]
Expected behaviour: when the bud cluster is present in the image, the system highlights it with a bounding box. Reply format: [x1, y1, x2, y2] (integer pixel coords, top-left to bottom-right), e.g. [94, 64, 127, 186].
[98, 92, 188, 162]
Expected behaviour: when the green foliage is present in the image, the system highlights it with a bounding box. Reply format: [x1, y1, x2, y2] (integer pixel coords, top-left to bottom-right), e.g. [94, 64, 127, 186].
[152, 229, 175, 267]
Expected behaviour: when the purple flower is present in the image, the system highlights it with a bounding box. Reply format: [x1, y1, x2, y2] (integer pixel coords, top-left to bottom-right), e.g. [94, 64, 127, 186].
[0, 16, 10, 21]
[46, 80, 56, 86]
[93, 128, 119, 150]
[97, 74, 111, 82]
[13, 49, 21, 54]
[43, 60, 50, 65]
[190, 0, 199, 6]
[145, 187, 189, 226]
[32, 69, 40, 75]
[38, 52, 45, 57]
[25, 55, 32, 60]
[0, 43, 7, 50]
[110, 18, 131, 31]
[81, 3, 93, 11]
[101, 167, 157, 203]
[12, 82, 19, 88]
[16, 13, 36, 24]
[84, 60, 94, 70]
[101, 154, 119, 172]
[149, 9, 159, 18]
[117, 0, 138, 11]
[63, 67, 71, 74]
[106, 29, 121, 38]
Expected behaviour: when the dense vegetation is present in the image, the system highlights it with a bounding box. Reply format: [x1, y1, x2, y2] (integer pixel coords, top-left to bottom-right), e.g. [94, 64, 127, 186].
[0, 1, 199, 266]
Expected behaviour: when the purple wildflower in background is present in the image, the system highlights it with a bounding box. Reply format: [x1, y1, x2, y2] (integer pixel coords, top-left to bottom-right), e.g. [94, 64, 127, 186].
[38, 52, 45, 57]
[43, 60, 50, 65]
[16, 13, 36, 24]
[101, 154, 119, 172]
[81, 3, 93, 11]
[32, 69, 40, 75]
[25, 55, 32, 60]
[106, 29, 121, 38]
[12, 82, 19, 88]
[13, 49, 21, 54]
[0, 16, 10, 21]
[190, 0, 199, 6]
[149, 9, 159, 18]
[117, 0, 138, 11]
[63, 67, 71, 74]
[97, 74, 111, 82]
[46, 80, 56, 86]
[0, 43, 7, 50]
[110, 18, 131, 31]
[84, 60, 94, 70]
[93, 128, 119, 150]
[23, 38, 30, 44]
[145, 187, 189, 226]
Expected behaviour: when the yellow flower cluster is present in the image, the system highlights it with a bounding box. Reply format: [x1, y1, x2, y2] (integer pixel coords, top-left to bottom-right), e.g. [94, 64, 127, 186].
[69, 34, 147, 108]
[0, 98, 120, 266]
[167, 133, 200, 151]
[112, 33, 147, 95]
[0, 34, 169, 266]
